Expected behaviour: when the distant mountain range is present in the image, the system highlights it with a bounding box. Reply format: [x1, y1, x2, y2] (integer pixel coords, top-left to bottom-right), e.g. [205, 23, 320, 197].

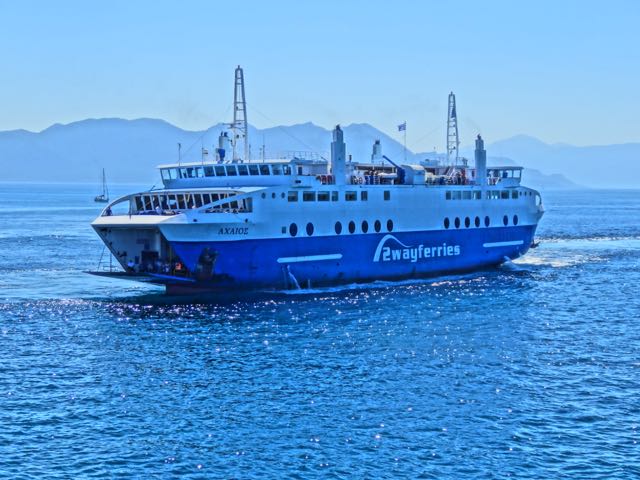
[1, 118, 636, 189]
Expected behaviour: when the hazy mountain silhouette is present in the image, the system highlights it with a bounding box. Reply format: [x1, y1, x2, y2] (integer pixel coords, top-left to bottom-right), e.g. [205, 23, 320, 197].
[477, 134, 639, 188]
[0, 118, 610, 189]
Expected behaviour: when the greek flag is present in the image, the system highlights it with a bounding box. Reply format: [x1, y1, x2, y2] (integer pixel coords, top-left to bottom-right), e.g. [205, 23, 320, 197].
[398, 122, 406, 132]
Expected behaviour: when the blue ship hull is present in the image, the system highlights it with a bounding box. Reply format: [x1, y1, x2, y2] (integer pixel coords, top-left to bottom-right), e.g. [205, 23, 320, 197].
[167, 225, 537, 293]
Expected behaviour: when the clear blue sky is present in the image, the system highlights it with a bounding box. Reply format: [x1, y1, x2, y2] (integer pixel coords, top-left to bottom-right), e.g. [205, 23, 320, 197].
[1, 0, 638, 149]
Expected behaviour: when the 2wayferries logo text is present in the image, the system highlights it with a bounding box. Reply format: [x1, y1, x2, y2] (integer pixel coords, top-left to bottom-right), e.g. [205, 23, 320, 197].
[373, 235, 461, 263]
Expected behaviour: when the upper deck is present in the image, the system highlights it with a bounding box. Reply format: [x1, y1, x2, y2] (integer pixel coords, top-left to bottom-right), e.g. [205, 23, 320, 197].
[156, 157, 523, 189]
[158, 156, 328, 189]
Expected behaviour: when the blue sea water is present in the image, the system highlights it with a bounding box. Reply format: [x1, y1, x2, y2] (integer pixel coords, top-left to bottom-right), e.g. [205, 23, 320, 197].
[1, 183, 639, 478]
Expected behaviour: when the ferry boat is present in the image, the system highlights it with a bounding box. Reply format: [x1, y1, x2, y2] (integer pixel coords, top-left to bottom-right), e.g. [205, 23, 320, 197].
[90, 67, 544, 295]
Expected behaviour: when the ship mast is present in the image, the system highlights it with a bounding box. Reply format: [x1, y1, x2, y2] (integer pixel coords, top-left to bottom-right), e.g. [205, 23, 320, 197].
[231, 65, 249, 162]
[446, 91, 459, 166]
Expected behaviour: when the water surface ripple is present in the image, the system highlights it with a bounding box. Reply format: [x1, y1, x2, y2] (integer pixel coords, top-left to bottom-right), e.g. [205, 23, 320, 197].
[1, 185, 639, 478]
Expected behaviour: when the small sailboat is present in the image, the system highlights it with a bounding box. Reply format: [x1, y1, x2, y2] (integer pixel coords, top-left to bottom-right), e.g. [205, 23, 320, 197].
[94, 168, 109, 203]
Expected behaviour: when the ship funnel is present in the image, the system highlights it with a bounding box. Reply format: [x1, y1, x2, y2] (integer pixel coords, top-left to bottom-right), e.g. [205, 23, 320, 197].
[371, 139, 383, 163]
[217, 131, 232, 163]
[475, 134, 487, 186]
[331, 125, 346, 185]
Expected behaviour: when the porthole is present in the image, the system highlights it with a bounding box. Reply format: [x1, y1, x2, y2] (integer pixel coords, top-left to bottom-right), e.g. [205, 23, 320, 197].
[261, 193, 266, 199]
[361, 221, 369, 233]
[386, 219, 394, 232]
[475, 216, 480, 228]
[464, 217, 470, 228]
[335, 221, 342, 235]
[348, 221, 356, 234]
[272, 193, 276, 199]
[289, 223, 298, 237]
[513, 215, 519, 226]
[454, 217, 461, 229]
[484, 216, 490, 227]
[503, 215, 509, 226]
[374, 220, 381, 233]
[444, 217, 450, 229]
[281, 192, 285, 199]
[306, 222, 314, 236]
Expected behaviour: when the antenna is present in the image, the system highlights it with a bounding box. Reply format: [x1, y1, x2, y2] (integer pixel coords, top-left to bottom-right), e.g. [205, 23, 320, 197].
[446, 92, 460, 165]
[231, 65, 249, 162]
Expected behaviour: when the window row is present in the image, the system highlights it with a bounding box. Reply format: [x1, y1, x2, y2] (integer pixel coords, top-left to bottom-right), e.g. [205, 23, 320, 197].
[445, 190, 521, 200]
[161, 163, 292, 180]
[134, 192, 238, 212]
[443, 214, 519, 229]
[284, 190, 388, 202]
[287, 219, 394, 237]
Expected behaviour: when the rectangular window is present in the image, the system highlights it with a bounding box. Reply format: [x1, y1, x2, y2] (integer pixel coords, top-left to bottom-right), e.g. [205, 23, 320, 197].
[345, 191, 357, 201]
[135, 196, 143, 211]
[249, 165, 260, 175]
[303, 191, 316, 202]
[453, 191, 462, 200]
[446, 191, 452, 200]
[462, 191, 472, 200]
[238, 165, 249, 176]
[202, 194, 211, 204]
[501, 191, 509, 199]
[204, 166, 214, 177]
[272, 164, 282, 175]
[195, 167, 204, 178]
[287, 191, 298, 202]
[361, 191, 368, 201]
[177, 195, 187, 210]
[161, 170, 170, 181]
[281, 226, 287, 234]
[180, 168, 188, 179]
[317, 191, 330, 202]
[384, 190, 391, 201]
[186, 167, 195, 178]
[331, 191, 339, 201]
[226, 165, 238, 176]
[194, 195, 203, 208]
[215, 165, 226, 176]
[260, 165, 270, 175]
[473, 191, 481, 200]
[512, 190, 518, 199]
[283, 165, 292, 175]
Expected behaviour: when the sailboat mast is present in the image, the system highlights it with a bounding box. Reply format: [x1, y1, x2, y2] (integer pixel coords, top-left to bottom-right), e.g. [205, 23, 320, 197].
[102, 168, 109, 198]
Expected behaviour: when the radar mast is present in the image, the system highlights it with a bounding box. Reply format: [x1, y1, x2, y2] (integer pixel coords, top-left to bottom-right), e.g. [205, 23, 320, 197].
[446, 91, 460, 165]
[231, 65, 249, 162]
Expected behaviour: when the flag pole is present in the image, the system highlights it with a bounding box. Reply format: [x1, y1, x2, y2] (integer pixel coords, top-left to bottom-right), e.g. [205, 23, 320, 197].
[403, 121, 407, 163]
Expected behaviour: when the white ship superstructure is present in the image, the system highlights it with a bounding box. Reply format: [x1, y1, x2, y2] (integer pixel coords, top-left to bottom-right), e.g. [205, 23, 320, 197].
[90, 67, 544, 294]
